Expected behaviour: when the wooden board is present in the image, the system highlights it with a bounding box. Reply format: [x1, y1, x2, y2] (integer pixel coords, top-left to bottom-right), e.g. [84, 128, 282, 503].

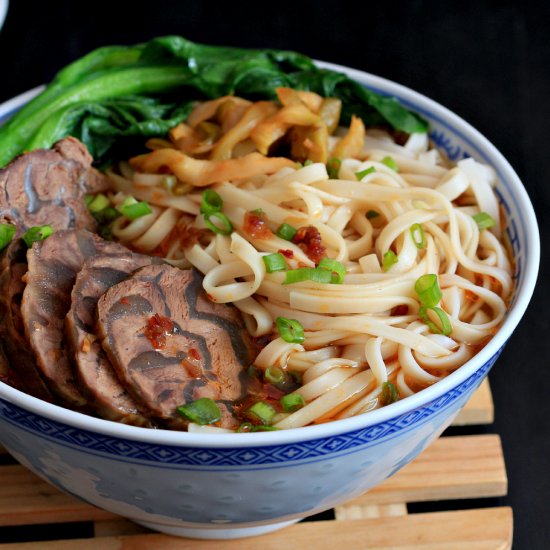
[0, 379, 513, 549]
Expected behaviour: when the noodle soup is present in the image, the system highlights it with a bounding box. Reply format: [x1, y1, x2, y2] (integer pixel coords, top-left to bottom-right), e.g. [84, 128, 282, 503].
[98, 88, 512, 432]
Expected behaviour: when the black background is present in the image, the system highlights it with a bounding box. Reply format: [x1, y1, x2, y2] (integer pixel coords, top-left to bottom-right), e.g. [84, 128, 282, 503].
[0, 1, 548, 547]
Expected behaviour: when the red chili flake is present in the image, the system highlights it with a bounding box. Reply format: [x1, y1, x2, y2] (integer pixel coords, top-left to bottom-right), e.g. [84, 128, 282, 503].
[206, 293, 216, 302]
[144, 313, 174, 350]
[243, 210, 273, 239]
[181, 359, 202, 379]
[120, 297, 130, 305]
[188, 348, 201, 361]
[278, 249, 294, 259]
[292, 226, 326, 264]
[391, 305, 409, 316]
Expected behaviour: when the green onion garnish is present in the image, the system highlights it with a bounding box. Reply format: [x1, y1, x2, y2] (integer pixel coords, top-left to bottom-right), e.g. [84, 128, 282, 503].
[276, 316, 305, 344]
[204, 212, 233, 235]
[380, 381, 399, 405]
[237, 422, 254, 433]
[419, 306, 452, 336]
[415, 274, 442, 307]
[92, 206, 120, 225]
[281, 393, 306, 412]
[356, 166, 376, 180]
[276, 223, 297, 241]
[87, 193, 110, 213]
[297, 159, 314, 169]
[121, 201, 152, 220]
[200, 189, 223, 215]
[262, 253, 287, 273]
[265, 365, 287, 386]
[237, 422, 280, 432]
[283, 267, 332, 285]
[367, 210, 380, 219]
[22, 225, 53, 247]
[381, 156, 399, 172]
[473, 212, 496, 230]
[327, 157, 341, 179]
[318, 257, 346, 284]
[244, 401, 276, 425]
[0, 223, 16, 251]
[410, 223, 426, 249]
[383, 250, 398, 271]
[176, 397, 221, 425]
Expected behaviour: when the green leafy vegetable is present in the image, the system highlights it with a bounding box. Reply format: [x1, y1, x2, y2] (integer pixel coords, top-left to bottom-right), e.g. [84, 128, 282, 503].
[0, 36, 428, 168]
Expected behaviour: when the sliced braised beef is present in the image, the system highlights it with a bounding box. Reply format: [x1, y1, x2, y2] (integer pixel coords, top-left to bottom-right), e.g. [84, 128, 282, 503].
[20, 229, 129, 407]
[0, 240, 53, 400]
[97, 265, 256, 429]
[66, 252, 160, 426]
[0, 137, 109, 235]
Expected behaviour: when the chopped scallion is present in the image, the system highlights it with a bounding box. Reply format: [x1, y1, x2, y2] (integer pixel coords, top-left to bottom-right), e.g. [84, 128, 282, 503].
[381, 156, 399, 172]
[276, 223, 297, 241]
[0, 223, 16, 251]
[473, 212, 496, 230]
[318, 257, 346, 284]
[204, 212, 233, 235]
[380, 381, 399, 405]
[419, 305, 452, 336]
[327, 157, 341, 179]
[367, 210, 380, 219]
[356, 166, 376, 180]
[200, 189, 223, 215]
[262, 253, 287, 273]
[22, 225, 53, 247]
[275, 317, 305, 344]
[383, 250, 398, 271]
[410, 223, 426, 249]
[237, 422, 254, 433]
[283, 267, 332, 285]
[281, 393, 306, 412]
[237, 422, 279, 433]
[415, 274, 442, 307]
[265, 365, 286, 386]
[119, 200, 152, 220]
[87, 193, 110, 213]
[92, 206, 120, 225]
[244, 401, 276, 425]
[176, 397, 221, 425]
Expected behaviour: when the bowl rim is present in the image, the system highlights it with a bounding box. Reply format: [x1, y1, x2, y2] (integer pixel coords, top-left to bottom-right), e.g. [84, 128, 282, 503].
[0, 61, 540, 449]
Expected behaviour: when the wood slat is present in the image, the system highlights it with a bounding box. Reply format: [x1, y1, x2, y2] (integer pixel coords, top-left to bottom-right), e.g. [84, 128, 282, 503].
[0, 508, 513, 550]
[453, 379, 494, 425]
[0, 434, 505, 528]
[340, 434, 506, 508]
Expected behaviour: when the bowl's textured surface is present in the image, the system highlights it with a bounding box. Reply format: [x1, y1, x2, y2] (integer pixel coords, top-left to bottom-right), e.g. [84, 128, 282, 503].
[0, 63, 539, 539]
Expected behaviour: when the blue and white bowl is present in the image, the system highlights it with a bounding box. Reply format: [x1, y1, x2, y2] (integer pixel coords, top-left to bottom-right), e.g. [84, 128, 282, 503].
[0, 62, 539, 539]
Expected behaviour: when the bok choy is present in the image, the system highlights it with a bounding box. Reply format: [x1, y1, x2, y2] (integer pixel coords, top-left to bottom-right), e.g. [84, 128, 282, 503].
[0, 36, 428, 168]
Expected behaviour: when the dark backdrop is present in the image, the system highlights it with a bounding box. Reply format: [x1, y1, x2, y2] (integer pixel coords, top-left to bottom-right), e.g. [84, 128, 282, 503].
[0, 1, 548, 547]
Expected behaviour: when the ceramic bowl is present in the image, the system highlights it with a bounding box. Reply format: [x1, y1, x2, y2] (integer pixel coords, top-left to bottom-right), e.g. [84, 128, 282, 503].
[0, 61, 539, 539]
